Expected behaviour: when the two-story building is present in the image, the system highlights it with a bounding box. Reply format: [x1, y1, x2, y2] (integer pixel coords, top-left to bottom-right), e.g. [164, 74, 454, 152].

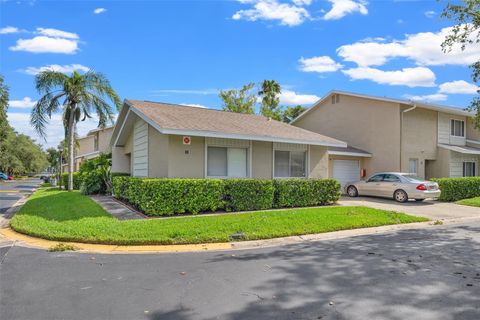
[73, 126, 114, 171]
[292, 90, 480, 187]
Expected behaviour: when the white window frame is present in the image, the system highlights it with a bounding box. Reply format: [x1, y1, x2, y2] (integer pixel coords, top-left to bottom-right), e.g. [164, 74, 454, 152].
[450, 119, 465, 138]
[205, 144, 251, 179]
[408, 158, 418, 175]
[463, 161, 476, 177]
[94, 134, 99, 151]
[273, 149, 308, 179]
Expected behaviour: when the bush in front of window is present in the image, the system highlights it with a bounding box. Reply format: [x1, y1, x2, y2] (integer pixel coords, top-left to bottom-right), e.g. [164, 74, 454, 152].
[112, 177, 341, 216]
[431, 177, 480, 201]
[224, 179, 275, 211]
[274, 179, 341, 208]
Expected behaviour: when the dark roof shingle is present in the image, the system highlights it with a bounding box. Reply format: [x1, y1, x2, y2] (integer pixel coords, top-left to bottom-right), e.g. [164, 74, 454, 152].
[126, 100, 345, 147]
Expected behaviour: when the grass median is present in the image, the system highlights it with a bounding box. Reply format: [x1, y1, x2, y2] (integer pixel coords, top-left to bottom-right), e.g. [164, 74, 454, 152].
[10, 188, 428, 245]
[456, 197, 480, 207]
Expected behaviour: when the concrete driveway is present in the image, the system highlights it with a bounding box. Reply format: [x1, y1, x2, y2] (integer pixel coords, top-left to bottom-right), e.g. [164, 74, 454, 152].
[339, 196, 479, 220]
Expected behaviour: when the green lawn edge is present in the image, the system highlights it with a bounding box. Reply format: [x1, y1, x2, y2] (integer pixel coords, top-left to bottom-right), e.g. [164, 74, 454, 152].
[10, 188, 429, 246]
[456, 197, 480, 207]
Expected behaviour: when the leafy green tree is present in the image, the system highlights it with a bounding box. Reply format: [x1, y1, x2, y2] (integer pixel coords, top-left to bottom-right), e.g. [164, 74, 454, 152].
[219, 83, 257, 114]
[281, 105, 307, 123]
[0, 74, 11, 169]
[441, 0, 480, 127]
[31, 70, 121, 191]
[46, 147, 60, 172]
[258, 80, 282, 120]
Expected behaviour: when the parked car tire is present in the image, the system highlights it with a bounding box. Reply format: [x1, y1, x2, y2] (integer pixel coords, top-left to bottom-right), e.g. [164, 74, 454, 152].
[394, 189, 408, 203]
[346, 185, 358, 197]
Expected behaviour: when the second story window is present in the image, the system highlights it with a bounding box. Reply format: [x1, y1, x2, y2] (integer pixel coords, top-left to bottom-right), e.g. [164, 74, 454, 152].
[331, 94, 340, 104]
[94, 134, 99, 151]
[451, 119, 465, 137]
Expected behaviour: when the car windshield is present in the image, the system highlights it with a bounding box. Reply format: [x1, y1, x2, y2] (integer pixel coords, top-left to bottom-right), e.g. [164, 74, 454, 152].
[403, 175, 425, 182]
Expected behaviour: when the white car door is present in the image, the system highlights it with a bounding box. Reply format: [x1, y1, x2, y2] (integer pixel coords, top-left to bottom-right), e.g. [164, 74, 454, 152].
[381, 174, 402, 198]
[361, 174, 385, 196]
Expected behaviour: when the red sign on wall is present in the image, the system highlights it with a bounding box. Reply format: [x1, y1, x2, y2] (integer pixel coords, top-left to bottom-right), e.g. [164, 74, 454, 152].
[183, 136, 191, 145]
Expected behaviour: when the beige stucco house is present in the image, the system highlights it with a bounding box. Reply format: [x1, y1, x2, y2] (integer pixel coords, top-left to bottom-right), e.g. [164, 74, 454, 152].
[73, 126, 114, 171]
[292, 90, 480, 186]
[110, 100, 346, 179]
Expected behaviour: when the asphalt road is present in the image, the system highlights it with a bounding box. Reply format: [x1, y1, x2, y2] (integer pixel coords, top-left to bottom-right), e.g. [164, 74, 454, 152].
[0, 179, 40, 215]
[1, 221, 480, 320]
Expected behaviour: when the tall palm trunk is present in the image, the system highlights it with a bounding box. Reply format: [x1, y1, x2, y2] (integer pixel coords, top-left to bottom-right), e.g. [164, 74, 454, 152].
[67, 106, 76, 191]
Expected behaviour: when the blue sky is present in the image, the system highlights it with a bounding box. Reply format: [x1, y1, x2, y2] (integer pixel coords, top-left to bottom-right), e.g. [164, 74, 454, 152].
[1, 0, 479, 148]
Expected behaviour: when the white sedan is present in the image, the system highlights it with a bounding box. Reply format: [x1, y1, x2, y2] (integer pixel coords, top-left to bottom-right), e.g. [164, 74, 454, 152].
[345, 172, 441, 203]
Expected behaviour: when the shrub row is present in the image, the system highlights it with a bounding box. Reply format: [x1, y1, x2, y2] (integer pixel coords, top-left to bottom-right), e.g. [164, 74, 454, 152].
[61, 172, 82, 190]
[431, 177, 480, 201]
[112, 177, 341, 216]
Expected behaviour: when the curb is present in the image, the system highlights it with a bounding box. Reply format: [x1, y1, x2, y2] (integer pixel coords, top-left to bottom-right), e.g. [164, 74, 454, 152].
[3, 215, 480, 254]
[0, 192, 33, 228]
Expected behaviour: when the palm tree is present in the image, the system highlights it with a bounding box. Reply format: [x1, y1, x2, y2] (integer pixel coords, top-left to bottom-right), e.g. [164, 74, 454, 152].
[31, 70, 121, 191]
[258, 80, 281, 120]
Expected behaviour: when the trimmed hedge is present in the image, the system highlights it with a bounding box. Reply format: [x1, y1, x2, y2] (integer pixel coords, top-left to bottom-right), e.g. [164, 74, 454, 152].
[61, 172, 82, 190]
[224, 179, 274, 211]
[113, 177, 225, 215]
[274, 179, 341, 208]
[431, 177, 480, 201]
[113, 177, 341, 216]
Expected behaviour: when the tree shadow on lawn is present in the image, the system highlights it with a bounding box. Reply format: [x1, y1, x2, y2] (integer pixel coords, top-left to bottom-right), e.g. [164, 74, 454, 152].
[147, 225, 480, 320]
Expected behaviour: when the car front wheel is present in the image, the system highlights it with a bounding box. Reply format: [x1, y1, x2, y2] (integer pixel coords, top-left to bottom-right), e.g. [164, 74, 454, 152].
[347, 185, 358, 197]
[394, 190, 408, 203]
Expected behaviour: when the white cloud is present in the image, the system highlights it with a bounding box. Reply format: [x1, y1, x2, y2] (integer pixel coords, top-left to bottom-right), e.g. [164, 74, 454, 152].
[337, 42, 403, 67]
[403, 93, 448, 102]
[36, 27, 78, 39]
[10, 36, 78, 54]
[182, 103, 208, 108]
[8, 97, 37, 109]
[342, 67, 436, 87]
[298, 55, 343, 73]
[292, 0, 312, 5]
[424, 10, 436, 18]
[0, 26, 21, 34]
[93, 8, 107, 14]
[337, 26, 480, 67]
[323, 0, 368, 20]
[438, 80, 479, 94]
[9, 27, 79, 54]
[279, 89, 320, 105]
[22, 64, 90, 75]
[232, 0, 310, 26]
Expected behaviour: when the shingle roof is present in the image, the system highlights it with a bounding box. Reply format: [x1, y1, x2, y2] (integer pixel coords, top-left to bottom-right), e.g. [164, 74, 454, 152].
[125, 100, 346, 147]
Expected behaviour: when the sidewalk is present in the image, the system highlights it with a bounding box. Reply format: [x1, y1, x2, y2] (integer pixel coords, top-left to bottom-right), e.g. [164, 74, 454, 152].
[90, 195, 145, 220]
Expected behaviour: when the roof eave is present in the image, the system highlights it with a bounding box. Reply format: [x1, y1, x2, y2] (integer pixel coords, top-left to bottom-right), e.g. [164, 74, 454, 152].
[290, 90, 474, 124]
[328, 150, 372, 157]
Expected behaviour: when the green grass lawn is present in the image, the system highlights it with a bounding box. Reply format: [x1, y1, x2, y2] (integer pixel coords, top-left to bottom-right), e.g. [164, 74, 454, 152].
[10, 188, 428, 245]
[456, 197, 480, 207]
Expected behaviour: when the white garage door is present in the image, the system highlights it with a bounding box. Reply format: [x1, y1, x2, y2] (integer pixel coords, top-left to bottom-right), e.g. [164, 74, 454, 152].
[333, 160, 360, 188]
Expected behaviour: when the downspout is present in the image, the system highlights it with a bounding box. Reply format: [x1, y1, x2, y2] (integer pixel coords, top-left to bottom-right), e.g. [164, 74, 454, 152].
[400, 103, 417, 172]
